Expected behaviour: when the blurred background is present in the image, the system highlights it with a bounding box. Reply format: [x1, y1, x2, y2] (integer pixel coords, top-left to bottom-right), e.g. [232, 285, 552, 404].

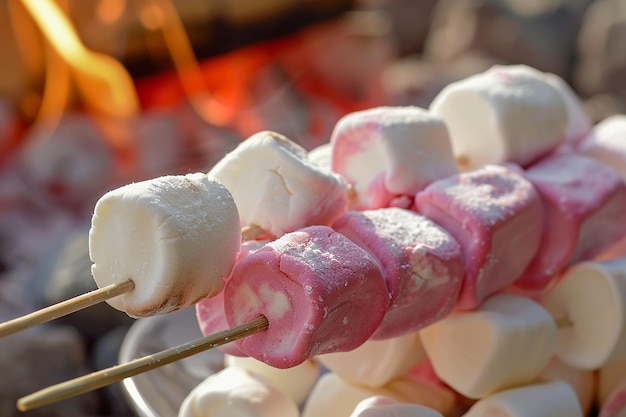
[0, 0, 624, 415]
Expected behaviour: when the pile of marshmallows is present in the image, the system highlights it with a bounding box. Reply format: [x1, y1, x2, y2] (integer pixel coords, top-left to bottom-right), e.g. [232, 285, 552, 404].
[89, 64, 626, 417]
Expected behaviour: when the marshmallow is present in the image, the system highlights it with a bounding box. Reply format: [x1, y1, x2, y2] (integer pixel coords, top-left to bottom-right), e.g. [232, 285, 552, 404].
[224, 355, 320, 406]
[301, 372, 456, 417]
[517, 153, 626, 290]
[461, 381, 583, 417]
[542, 258, 626, 370]
[224, 225, 389, 368]
[538, 357, 595, 414]
[349, 396, 444, 417]
[332, 208, 463, 338]
[89, 173, 241, 318]
[317, 331, 426, 388]
[308, 142, 333, 171]
[195, 240, 266, 357]
[178, 366, 299, 417]
[208, 130, 349, 238]
[329, 106, 457, 209]
[415, 164, 543, 310]
[430, 64, 567, 170]
[578, 115, 626, 180]
[420, 293, 558, 399]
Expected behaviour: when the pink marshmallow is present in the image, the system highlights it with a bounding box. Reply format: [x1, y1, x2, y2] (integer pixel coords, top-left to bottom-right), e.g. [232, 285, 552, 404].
[224, 225, 389, 368]
[332, 207, 463, 339]
[195, 240, 266, 357]
[516, 153, 626, 290]
[415, 164, 543, 310]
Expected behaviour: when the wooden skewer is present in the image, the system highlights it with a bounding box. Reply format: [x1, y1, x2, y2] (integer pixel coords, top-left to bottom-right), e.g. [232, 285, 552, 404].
[17, 315, 269, 411]
[0, 225, 270, 339]
[0, 279, 135, 339]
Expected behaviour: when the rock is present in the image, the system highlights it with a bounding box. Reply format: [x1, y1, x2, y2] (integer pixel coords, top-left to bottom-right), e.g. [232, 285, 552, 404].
[0, 325, 100, 417]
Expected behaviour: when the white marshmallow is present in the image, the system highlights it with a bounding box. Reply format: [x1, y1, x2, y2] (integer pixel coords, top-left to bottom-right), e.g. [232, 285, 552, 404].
[308, 142, 333, 171]
[178, 366, 299, 417]
[302, 372, 456, 417]
[89, 173, 241, 318]
[461, 381, 583, 417]
[578, 115, 626, 180]
[224, 355, 320, 406]
[208, 130, 349, 237]
[542, 258, 626, 370]
[538, 357, 595, 414]
[317, 331, 426, 388]
[330, 106, 458, 209]
[349, 396, 444, 417]
[420, 293, 557, 399]
[430, 64, 567, 170]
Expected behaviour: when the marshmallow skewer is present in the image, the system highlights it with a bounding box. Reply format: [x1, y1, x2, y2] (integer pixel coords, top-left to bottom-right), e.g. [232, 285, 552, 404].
[16, 315, 269, 412]
[0, 279, 134, 339]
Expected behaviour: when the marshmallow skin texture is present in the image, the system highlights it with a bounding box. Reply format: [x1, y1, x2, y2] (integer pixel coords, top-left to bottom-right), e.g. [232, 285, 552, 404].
[517, 153, 626, 290]
[89, 173, 241, 318]
[208, 130, 349, 238]
[462, 381, 583, 417]
[542, 258, 626, 370]
[330, 106, 458, 210]
[224, 225, 389, 368]
[430, 64, 567, 170]
[177, 366, 299, 417]
[415, 164, 543, 310]
[420, 293, 558, 399]
[317, 331, 426, 388]
[332, 208, 463, 338]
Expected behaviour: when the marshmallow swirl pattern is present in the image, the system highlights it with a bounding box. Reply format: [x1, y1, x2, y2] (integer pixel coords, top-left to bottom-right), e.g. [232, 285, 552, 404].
[330, 106, 457, 209]
[89, 173, 240, 318]
[224, 225, 389, 368]
[332, 207, 463, 338]
[415, 164, 543, 310]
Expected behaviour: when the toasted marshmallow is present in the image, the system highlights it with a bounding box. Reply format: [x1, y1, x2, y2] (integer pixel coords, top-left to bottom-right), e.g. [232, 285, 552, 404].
[178, 366, 299, 417]
[349, 396, 444, 417]
[224, 355, 320, 406]
[542, 258, 626, 370]
[208, 130, 349, 238]
[462, 381, 583, 417]
[301, 372, 456, 417]
[430, 64, 567, 170]
[318, 331, 426, 388]
[330, 106, 457, 209]
[89, 173, 240, 318]
[420, 293, 557, 399]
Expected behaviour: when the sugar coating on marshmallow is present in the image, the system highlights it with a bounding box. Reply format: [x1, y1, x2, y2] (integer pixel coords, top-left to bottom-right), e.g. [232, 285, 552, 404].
[177, 366, 299, 417]
[421, 293, 558, 399]
[89, 173, 241, 318]
[517, 153, 626, 290]
[430, 64, 567, 170]
[415, 164, 543, 310]
[208, 130, 349, 237]
[330, 106, 457, 209]
[317, 331, 425, 388]
[224, 225, 389, 368]
[333, 208, 463, 338]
